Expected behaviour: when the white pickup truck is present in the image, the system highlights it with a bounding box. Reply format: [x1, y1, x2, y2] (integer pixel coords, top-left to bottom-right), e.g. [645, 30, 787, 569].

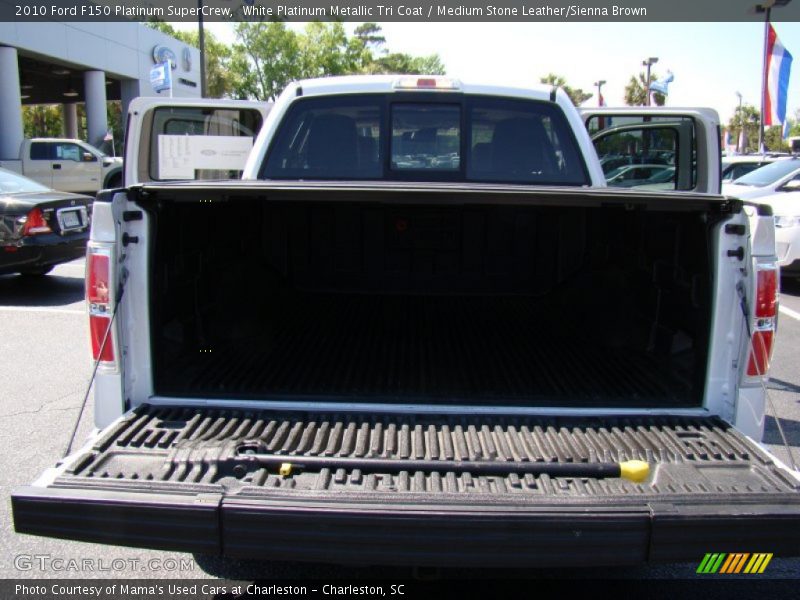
[0, 138, 123, 193]
[12, 77, 799, 568]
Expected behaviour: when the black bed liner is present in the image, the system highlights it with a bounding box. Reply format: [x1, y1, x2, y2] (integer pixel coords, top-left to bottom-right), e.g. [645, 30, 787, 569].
[158, 293, 693, 407]
[13, 405, 800, 566]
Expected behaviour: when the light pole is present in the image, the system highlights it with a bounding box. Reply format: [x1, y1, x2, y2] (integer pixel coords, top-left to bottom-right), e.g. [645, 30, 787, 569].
[594, 80, 606, 106]
[642, 57, 658, 106]
[198, 0, 207, 98]
[736, 91, 744, 153]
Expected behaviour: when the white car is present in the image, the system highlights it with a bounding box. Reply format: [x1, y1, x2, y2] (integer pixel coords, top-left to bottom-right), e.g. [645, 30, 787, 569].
[722, 157, 800, 200]
[721, 154, 790, 183]
[755, 190, 800, 278]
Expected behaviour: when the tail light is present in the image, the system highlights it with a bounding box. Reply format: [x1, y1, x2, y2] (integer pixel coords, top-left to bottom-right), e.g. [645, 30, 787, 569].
[86, 243, 116, 365]
[746, 266, 778, 377]
[21, 207, 52, 235]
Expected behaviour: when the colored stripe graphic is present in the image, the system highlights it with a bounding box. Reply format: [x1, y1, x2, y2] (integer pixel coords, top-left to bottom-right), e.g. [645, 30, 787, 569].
[700, 553, 774, 574]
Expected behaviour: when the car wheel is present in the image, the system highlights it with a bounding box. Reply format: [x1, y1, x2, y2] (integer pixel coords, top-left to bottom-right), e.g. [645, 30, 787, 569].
[19, 266, 54, 277]
[107, 173, 122, 189]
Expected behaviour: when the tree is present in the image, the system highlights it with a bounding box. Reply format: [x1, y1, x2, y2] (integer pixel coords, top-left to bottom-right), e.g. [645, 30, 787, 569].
[764, 126, 789, 152]
[367, 52, 446, 75]
[298, 22, 370, 78]
[727, 104, 760, 153]
[232, 21, 303, 101]
[23, 105, 62, 138]
[354, 22, 386, 50]
[787, 109, 800, 138]
[102, 101, 124, 155]
[624, 72, 665, 106]
[228, 22, 445, 101]
[539, 73, 592, 106]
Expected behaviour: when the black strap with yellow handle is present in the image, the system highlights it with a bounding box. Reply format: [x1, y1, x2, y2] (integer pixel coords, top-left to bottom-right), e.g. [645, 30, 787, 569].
[235, 445, 650, 483]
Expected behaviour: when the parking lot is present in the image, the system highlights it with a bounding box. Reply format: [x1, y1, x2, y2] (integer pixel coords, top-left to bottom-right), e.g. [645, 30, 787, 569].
[1, 258, 799, 580]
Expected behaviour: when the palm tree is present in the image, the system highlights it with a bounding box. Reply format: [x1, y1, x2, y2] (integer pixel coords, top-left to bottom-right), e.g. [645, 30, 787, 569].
[624, 72, 665, 106]
[540, 73, 593, 106]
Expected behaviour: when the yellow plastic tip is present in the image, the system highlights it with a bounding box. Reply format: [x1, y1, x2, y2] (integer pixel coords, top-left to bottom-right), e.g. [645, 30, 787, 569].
[619, 460, 650, 483]
[279, 463, 293, 477]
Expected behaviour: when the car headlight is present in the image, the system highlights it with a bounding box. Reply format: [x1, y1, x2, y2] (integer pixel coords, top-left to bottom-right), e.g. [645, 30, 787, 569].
[774, 215, 800, 228]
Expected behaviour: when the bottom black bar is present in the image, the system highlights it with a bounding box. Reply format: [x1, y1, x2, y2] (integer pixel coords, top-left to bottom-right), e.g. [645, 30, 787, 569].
[2, 579, 799, 600]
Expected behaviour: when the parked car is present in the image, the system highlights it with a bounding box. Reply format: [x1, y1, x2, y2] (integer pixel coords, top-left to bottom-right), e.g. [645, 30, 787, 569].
[599, 153, 672, 174]
[721, 154, 790, 183]
[722, 157, 800, 199]
[753, 190, 800, 279]
[0, 167, 92, 276]
[605, 164, 669, 187]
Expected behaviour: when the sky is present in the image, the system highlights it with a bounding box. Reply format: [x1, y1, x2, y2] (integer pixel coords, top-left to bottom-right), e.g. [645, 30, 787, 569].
[179, 21, 800, 125]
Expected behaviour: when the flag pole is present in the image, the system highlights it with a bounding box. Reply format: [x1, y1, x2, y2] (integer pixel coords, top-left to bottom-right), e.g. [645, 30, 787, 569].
[759, 6, 771, 154]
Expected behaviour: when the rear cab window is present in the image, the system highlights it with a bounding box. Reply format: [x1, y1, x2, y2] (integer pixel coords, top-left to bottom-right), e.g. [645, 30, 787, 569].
[261, 94, 589, 185]
[29, 142, 52, 160]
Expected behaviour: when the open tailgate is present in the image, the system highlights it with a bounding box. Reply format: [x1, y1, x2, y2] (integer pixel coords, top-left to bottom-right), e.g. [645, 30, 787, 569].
[13, 405, 800, 567]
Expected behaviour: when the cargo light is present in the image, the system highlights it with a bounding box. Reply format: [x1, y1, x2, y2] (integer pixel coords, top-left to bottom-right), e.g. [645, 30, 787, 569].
[393, 76, 461, 91]
[87, 244, 115, 364]
[746, 266, 778, 377]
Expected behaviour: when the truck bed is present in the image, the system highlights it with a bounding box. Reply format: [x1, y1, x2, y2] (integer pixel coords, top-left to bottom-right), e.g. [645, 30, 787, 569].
[148, 189, 718, 409]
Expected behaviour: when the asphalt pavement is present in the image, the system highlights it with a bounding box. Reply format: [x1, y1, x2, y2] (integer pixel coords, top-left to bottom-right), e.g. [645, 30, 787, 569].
[1, 259, 798, 581]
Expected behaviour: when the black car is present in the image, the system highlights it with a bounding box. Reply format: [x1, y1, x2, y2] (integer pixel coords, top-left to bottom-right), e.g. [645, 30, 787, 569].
[0, 167, 92, 276]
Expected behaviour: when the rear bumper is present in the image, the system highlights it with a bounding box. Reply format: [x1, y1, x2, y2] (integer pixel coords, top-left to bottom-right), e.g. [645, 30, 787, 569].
[0, 233, 87, 275]
[13, 486, 800, 567]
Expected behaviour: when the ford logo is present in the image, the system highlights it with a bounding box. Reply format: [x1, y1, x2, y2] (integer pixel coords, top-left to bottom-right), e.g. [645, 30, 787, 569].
[152, 45, 177, 69]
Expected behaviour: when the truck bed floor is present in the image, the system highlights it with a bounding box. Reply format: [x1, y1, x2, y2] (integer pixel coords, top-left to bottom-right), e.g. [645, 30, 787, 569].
[157, 292, 694, 407]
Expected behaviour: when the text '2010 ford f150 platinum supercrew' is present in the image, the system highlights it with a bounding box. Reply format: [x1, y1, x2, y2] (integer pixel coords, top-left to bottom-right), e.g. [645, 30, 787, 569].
[12, 76, 800, 568]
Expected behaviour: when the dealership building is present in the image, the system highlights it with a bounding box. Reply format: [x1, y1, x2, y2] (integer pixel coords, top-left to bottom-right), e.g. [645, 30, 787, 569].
[0, 21, 201, 160]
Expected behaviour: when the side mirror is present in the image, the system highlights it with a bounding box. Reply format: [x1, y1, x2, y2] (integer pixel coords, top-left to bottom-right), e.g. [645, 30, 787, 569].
[779, 179, 800, 192]
[83, 152, 97, 162]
